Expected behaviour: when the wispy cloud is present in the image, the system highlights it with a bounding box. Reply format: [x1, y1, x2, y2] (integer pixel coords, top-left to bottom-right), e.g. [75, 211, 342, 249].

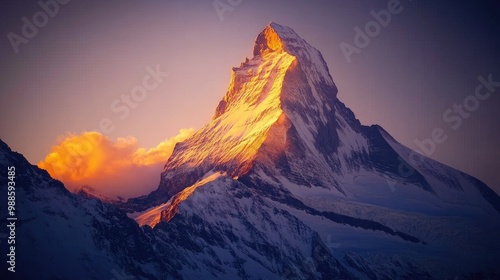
[38, 128, 195, 199]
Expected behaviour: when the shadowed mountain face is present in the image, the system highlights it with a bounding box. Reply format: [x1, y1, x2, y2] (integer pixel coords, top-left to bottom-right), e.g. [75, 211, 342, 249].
[1, 23, 500, 279]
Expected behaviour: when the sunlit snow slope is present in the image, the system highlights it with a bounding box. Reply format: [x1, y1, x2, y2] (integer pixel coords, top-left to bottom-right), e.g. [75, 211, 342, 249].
[125, 22, 500, 279]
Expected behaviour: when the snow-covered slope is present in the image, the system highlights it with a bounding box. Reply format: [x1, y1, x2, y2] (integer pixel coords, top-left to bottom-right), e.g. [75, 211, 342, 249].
[0, 141, 354, 279]
[124, 22, 500, 278]
[0, 140, 175, 280]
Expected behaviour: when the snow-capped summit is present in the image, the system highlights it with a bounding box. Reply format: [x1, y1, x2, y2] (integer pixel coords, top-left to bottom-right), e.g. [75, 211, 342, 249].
[125, 23, 348, 208]
[127, 23, 500, 222]
[123, 24, 500, 277]
[216, 22, 337, 121]
[252, 22, 335, 89]
[252, 22, 291, 57]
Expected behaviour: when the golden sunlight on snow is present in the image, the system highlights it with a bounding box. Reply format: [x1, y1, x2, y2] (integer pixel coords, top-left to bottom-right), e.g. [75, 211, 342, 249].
[129, 172, 225, 227]
[254, 25, 286, 56]
[163, 52, 297, 179]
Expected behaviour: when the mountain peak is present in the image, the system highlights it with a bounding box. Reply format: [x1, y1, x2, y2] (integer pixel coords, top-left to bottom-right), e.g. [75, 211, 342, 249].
[252, 22, 299, 57]
[126, 23, 347, 206]
[253, 22, 336, 91]
[215, 23, 337, 119]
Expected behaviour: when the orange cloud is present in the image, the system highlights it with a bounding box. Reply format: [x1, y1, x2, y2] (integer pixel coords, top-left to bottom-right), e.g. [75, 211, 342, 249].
[132, 128, 195, 166]
[38, 129, 195, 199]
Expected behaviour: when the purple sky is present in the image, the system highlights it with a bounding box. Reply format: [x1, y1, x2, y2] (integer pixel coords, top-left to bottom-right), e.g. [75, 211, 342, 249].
[1, 0, 499, 193]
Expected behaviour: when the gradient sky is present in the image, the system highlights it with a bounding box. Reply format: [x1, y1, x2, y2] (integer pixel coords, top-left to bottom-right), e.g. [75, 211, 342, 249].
[1, 0, 499, 193]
